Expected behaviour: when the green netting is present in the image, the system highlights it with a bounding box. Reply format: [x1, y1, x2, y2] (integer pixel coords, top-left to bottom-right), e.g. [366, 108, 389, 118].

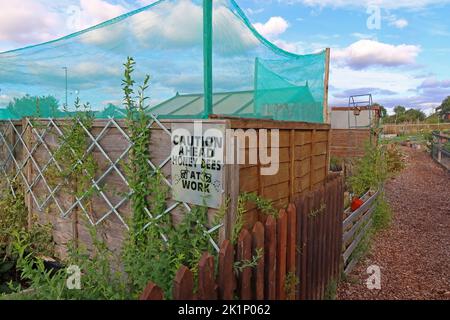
[0, 0, 327, 122]
[254, 55, 325, 122]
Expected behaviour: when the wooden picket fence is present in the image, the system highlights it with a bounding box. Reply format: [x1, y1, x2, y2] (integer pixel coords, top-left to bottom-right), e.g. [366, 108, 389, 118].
[140, 174, 344, 300]
[342, 189, 379, 274]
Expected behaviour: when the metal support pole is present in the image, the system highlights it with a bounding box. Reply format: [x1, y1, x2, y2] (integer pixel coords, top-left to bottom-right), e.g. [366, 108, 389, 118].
[62, 67, 68, 109]
[203, 0, 213, 118]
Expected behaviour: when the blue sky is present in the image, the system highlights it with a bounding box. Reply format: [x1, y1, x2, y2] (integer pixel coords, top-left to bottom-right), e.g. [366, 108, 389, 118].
[0, 0, 449, 114]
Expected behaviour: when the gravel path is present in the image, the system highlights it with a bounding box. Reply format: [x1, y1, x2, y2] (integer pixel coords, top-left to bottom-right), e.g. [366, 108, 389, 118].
[337, 147, 450, 300]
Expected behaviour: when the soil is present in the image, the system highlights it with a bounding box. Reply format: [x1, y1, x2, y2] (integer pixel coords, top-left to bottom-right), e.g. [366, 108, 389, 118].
[337, 147, 450, 300]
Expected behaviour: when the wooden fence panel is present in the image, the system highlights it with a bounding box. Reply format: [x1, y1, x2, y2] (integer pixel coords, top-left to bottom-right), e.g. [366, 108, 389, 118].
[286, 203, 297, 300]
[218, 240, 235, 300]
[237, 229, 252, 300]
[297, 195, 309, 300]
[138, 175, 345, 301]
[337, 177, 344, 277]
[252, 222, 265, 300]
[173, 266, 195, 300]
[198, 253, 217, 300]
[276, 209, 287, 300]
[318, 185, 326, 299]
[306, 193, 313, 300]
[264, 215, 277, 300]
[331, 178, 338, 280]
[325, 177, 333, 288]
[324, 178, 330, 297]
[313, 187, 322, 299]
[140, 282, 164, 300]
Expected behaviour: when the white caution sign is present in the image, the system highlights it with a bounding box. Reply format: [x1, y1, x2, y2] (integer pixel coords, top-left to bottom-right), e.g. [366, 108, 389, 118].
[171, 122, 225, 209]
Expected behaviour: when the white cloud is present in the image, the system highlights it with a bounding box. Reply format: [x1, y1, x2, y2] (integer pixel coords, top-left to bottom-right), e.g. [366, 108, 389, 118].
[418, 78, 450, 89]
[0, 0, 60, 45]
[0, 0, 130, 51]
[131, 1, 203, 48]
[390, 18, 409, 29]
[245, 7, 265, 15]
[272, 39, 297, 52]
[329, 65, 428, 108]
[130, 1, 258, 53]
[71, 61, 121, 79]
[0, 94, 11, 105]
[333, 40, 421, 69]
[286, 0, 450, 10]
[253, 17, 289, 39]
[69, 0, 127, 31]
[272, 40, 326, 54]
[422, 106, 436, 115]
[331, 65, 420, 94]
[351, 33, 377, 40]
[385, 13, 409, 29]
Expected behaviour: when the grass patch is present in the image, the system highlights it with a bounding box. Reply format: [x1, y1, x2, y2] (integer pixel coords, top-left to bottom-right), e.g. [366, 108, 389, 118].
[345, 194, 392, 274]
[372, 194, 392, 232]
[349, 228, 373, 265]
[324, 279, 337, 300]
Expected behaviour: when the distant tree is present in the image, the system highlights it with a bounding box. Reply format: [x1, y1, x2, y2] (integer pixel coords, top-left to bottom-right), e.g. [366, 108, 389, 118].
[404, 108, 426, 122]
[425, 112, 440, 124]
[392, 106, 406, 123]
[438, 96, 450, 122]
[440, 96, 450, 112]
[379, 105, 387, 118]
[7, 95, 61, 118]
[372, 102, 387, 118]
[382, 106, 427, 124]
[393, 105, 406, 115]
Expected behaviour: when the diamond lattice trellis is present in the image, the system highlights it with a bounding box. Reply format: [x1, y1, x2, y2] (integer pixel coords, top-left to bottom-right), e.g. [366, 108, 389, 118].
[0, 116, 222, 252]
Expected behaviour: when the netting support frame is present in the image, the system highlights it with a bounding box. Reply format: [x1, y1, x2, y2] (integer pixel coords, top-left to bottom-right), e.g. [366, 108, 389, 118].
[203, 0, 213, 119]
[323, 48, 331, 124]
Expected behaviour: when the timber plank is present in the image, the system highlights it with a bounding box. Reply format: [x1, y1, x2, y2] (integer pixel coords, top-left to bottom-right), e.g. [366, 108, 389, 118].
[276, 209, 287, 300]
[264, 216, 277, 300]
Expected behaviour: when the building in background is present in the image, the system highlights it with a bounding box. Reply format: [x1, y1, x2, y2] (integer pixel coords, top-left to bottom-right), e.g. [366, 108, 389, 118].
[330, 105, 381, 158]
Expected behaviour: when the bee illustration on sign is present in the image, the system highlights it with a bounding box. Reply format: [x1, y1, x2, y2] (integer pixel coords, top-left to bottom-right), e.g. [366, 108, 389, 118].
[212, 179, 221, 192]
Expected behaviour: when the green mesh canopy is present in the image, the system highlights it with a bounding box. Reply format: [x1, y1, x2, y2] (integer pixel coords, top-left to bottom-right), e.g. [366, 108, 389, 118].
[0, 0, 327, 122]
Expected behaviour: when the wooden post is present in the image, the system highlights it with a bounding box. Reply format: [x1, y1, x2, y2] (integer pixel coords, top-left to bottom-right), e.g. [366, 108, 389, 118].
[325, 129, 331, 176]
[173, 266, 195, 300]
[224, 163, 239, 241]
[276, 209, 287, 300]
[323, 48, 331, 124]
[222, 120, 240, 243]
[140, 282, 164, 300]
[218, 240, 235, 300]
[252, 222, 265, 300]
[264, 216, 277, 300]
[237, 229, 252, 300]
[286, 203, 296, 300]
[198, 252, 218, 300]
